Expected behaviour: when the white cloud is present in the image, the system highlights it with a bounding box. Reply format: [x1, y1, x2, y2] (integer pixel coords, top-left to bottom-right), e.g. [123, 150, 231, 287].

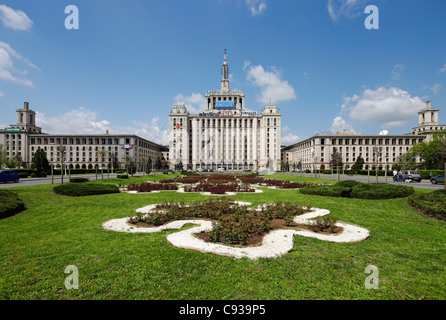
[330, 116, 355, 133]
[342, 87, 425, 128]
[0, 4, 33, 31]
[327, 0, 365, 22]
[392, 64, 405, 80]
[0, 91, 3, 97]
[430, 83, 441, 94]
[36, 108, 169, 145]
[173, 93, 205, 114]
[0, 41, 38, 87]
[246, 0, 266, 16]
[439, 64, 446, 73]
[245, 64, 296, 105]
[281, 126, 301, 145]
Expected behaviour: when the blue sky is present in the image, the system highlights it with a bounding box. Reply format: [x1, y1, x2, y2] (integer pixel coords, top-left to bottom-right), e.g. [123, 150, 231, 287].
[1, 0, 445, 145]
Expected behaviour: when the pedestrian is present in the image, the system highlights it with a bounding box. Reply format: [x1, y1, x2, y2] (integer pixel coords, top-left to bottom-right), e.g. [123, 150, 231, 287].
[398, 170, 403, 182]
[393, 169, 398, 182]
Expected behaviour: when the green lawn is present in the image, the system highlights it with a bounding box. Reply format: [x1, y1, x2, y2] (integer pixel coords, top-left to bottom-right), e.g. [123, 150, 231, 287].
[0, 173, 445, 300]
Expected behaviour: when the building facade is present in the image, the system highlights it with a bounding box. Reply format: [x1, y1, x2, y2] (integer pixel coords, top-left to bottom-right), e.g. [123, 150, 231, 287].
[169, 50, 281, 171]
[0, 102, 168, 170]
[282, 101, 445, 172]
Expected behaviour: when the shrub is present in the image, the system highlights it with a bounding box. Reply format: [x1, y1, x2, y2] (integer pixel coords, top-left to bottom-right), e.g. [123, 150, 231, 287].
[18, 173, 29, 179]
[69, 177, 89, 183]
[300, 180, 414, 199]
[53, 183, 119, 197]
[408, 189, 446, 219]
[117, 174, 129, 179]
[309, 216, 338, 233]
[31, 172, 47, 178]
[0, 190, 26, 219]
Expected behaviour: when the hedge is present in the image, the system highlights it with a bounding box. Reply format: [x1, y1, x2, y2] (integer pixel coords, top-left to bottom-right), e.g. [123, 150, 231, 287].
[407, 189, 446, 219]
[0, 190, 26, 219]
[69, 177, 90, 183]
[53, 183, 120, 197]
[299, 180, 415, 199]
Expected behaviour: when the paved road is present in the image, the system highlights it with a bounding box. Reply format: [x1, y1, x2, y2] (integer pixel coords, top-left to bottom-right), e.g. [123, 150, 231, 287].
[282, 172, 445, 190]
[0, 172, 147, 189]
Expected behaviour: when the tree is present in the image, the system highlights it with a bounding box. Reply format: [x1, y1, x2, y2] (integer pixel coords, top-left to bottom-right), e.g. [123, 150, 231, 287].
[412, 131, 446, 169]
[96, 150, 109, 179]
[0, 145, 7, 169]
[123, 155, 136, 176]
[330, 148, 343, 169]
[394, 130, 446, 170]
[393, 149, 417, 170]
[32, 148, 50, 176]
[351, 155, 365, 173]
[56, 145, 67, 183]
[3, 156, 21, 169]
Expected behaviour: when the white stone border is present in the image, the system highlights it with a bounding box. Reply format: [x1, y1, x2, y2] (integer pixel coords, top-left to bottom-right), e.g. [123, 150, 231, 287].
[102, 202, 370, 260]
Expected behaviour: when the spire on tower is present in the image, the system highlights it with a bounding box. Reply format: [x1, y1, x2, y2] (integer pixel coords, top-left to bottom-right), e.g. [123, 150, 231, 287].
[221, 48, 230, 91]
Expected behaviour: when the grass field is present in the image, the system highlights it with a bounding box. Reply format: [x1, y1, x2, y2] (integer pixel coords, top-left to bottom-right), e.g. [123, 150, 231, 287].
[0, 173, 445, 300]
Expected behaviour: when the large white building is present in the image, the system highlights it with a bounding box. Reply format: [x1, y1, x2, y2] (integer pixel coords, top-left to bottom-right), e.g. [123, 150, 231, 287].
[282, 101, 445, 172]
[0, 102, 168, 170]
[169, 50, 281, 171]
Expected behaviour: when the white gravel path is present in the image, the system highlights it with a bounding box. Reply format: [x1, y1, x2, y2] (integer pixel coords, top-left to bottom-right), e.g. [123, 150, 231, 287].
[102, 204, 370, 259]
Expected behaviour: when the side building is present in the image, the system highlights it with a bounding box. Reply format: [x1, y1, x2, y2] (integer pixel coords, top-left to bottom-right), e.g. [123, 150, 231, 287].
[282, 101, 445, 172]
[169, 50, 281, 171]
[0, 102, 168, 170]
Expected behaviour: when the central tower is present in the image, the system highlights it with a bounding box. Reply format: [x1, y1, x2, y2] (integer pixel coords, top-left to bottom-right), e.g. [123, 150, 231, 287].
[205, 49, 245, 112]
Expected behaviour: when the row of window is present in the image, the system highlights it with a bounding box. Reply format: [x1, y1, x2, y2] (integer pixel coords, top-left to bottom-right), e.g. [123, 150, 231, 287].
[29, 137, 132, 145]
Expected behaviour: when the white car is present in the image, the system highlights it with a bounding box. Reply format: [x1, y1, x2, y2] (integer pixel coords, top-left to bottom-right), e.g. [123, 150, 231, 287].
[217, 168, 225, 172]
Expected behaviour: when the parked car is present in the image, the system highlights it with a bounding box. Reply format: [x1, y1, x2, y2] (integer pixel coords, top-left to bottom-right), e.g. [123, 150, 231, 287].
[430, 173, 445, 184]
[402, 170, 421, 182]
[217, 168, 225, 172]
[0, 170, 20, 183]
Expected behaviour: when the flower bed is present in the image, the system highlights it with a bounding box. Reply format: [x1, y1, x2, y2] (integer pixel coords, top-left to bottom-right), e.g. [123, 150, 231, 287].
[160, 176, 206, 184]
[238, 176, 266, 185]
[183, 182, 255, 194]
[127, 182, 178, 193]
[128, 199, 313, 245]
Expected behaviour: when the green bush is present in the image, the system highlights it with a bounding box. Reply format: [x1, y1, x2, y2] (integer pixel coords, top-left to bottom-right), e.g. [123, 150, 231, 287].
[69, 177, 90, 183]
[0, 190, 26, 219]
[31, 172, 47, 178]
[408, 189, 446, 219]
[18, 173, 29, 179]
[299, 180, 414, 199]
[53, 183, 119, 197]
[117, 174, 129, 179]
